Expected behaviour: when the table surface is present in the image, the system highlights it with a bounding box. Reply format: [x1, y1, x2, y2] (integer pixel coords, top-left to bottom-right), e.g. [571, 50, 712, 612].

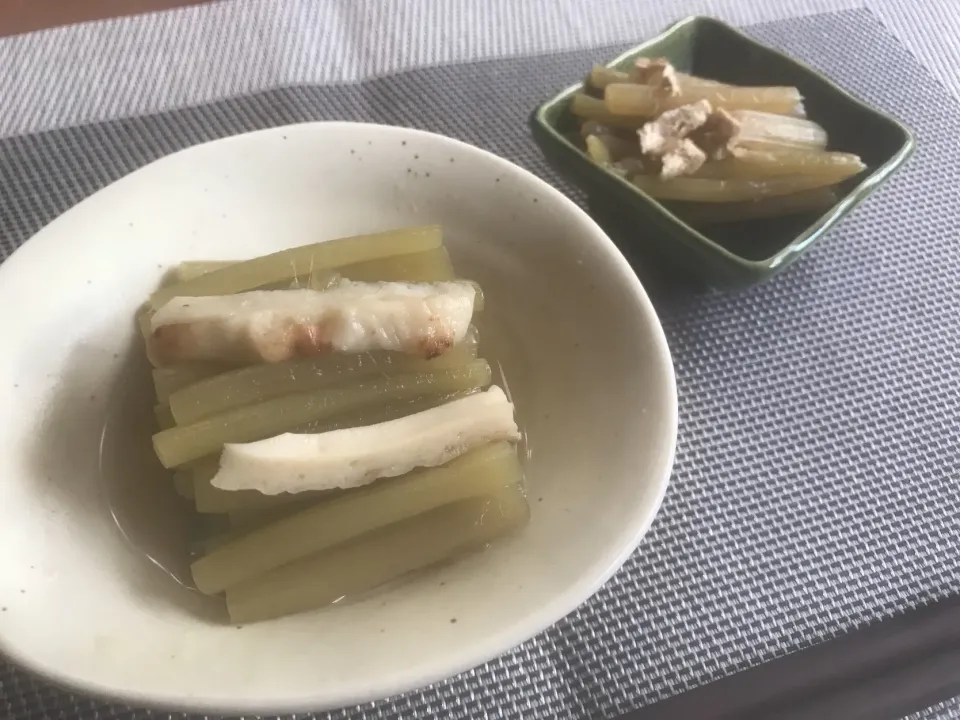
[2, 1, 960, 719]
[0, 0, 211, 37]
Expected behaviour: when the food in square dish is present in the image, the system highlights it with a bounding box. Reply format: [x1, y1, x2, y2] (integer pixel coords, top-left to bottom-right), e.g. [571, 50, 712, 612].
[569, 57, 865, 225]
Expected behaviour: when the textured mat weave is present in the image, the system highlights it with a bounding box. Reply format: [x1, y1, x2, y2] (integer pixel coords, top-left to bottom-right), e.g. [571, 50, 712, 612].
[2, 8, 960, 720]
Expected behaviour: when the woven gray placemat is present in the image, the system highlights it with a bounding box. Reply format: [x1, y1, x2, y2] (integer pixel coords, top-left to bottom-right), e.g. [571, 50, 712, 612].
[2, 8, 960, 720]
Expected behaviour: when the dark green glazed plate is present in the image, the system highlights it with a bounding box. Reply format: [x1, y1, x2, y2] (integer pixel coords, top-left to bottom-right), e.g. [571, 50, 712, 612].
[529, 15, 915, 290]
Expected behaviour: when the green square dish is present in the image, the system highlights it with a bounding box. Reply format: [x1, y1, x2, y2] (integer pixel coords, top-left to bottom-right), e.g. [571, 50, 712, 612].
[529, 15, 915, 290]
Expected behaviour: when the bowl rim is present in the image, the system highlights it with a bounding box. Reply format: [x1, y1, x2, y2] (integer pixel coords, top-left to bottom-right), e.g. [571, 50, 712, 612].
[530, 14, 916, 272]
[0, 120, 679, 714]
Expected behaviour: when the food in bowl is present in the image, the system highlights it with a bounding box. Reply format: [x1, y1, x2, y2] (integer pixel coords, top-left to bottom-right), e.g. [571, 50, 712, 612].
[137, 224, 529, 623]
[568, 57, 866, 225]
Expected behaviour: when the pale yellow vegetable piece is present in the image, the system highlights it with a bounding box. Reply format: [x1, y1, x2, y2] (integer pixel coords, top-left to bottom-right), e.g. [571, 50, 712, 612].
[193, 442, 520, 594]
[585, 135, 613, 164]
[630, 174, 838, 203]
[605, 82, 803, 118]
[152, 360, 492, 467]
[337, 246, 455, 283]
[588, 65, 630, 89]
[729, 109, 828, 152]
[175, 261, 231, 282]
[175, 246, 456, 285]
[225, 482, 529, 623]
[589, 63, 727, 91]
[693, 148, 865, 181]
[193, 477, 324, 515]
[570, 93, 648, 128]
[153, 362, 237, 403]
[668, 188, 839, 225]
[168, 329, 479, 425]
[149, 225, 443, 308]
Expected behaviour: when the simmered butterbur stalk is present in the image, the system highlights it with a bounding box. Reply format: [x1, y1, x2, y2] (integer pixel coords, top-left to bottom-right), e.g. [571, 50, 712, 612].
[226, 500, 326, 535]
[152, 359, 493, 467]
[729, 109, 827, 152]
[169, 333, 479, 425]
[149, 225, 442, 308]
[292, 391, 476, 434]
[153, 362, 237, 402]
[212, 386, 519, 494]
[570, 93, 647, 128]
[585, 135, 613, 164]
[631, 58, 733, 93]
[193, 442, 520, 594]
[225, 484, 529, 623]
[148, 280, 477, 366]
[337, 246, 455, 283]
[175, 261, 231, 282]
[605, 82, 803, 118]
[630, 174, 838, 203]
[589, 63, 728, 92]
[192, 473, 326, 515]
[692, 148, 865, 181]
[667, 187, 839, 225]
[584, 133, 639, 164]
[175, 246, 457, 286]
[588, 65, 630, 89]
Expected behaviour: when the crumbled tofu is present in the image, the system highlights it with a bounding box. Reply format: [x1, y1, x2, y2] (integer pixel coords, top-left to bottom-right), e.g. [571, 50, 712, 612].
[632, 57, 681, 97]
[637, 100, 714, 178]
[691, 108, 741, 160]
[659, 139, 707, 179]
[638, 99, 713, 155]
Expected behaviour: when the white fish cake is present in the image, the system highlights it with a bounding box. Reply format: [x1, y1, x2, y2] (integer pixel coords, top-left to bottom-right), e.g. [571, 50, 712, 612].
[212, 386, 520, 495]
[148, 280, 476, 365]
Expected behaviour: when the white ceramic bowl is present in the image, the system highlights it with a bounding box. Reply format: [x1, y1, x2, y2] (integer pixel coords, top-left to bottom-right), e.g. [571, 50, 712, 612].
[0, 122, 677, 714]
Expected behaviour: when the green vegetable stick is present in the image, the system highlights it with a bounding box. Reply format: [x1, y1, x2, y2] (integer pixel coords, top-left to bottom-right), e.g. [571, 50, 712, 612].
[729, 109, 828, 152]
[225, 481, 529, 623]
[149, 225, 442, 308]
[587, 65, 630, 89]
[175, 245, 456, 285]
[693, 148, 865, 181]
[570, 93, 648, 128]
[169, 332, 479, 425]
[605, 82, 804, 117]
[152, 360, 492, 467]
[193, 442, 521, 594]
[667, 187, 839, 225]
[630, 174, 837, 203]
[153, 362, 237, 403]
